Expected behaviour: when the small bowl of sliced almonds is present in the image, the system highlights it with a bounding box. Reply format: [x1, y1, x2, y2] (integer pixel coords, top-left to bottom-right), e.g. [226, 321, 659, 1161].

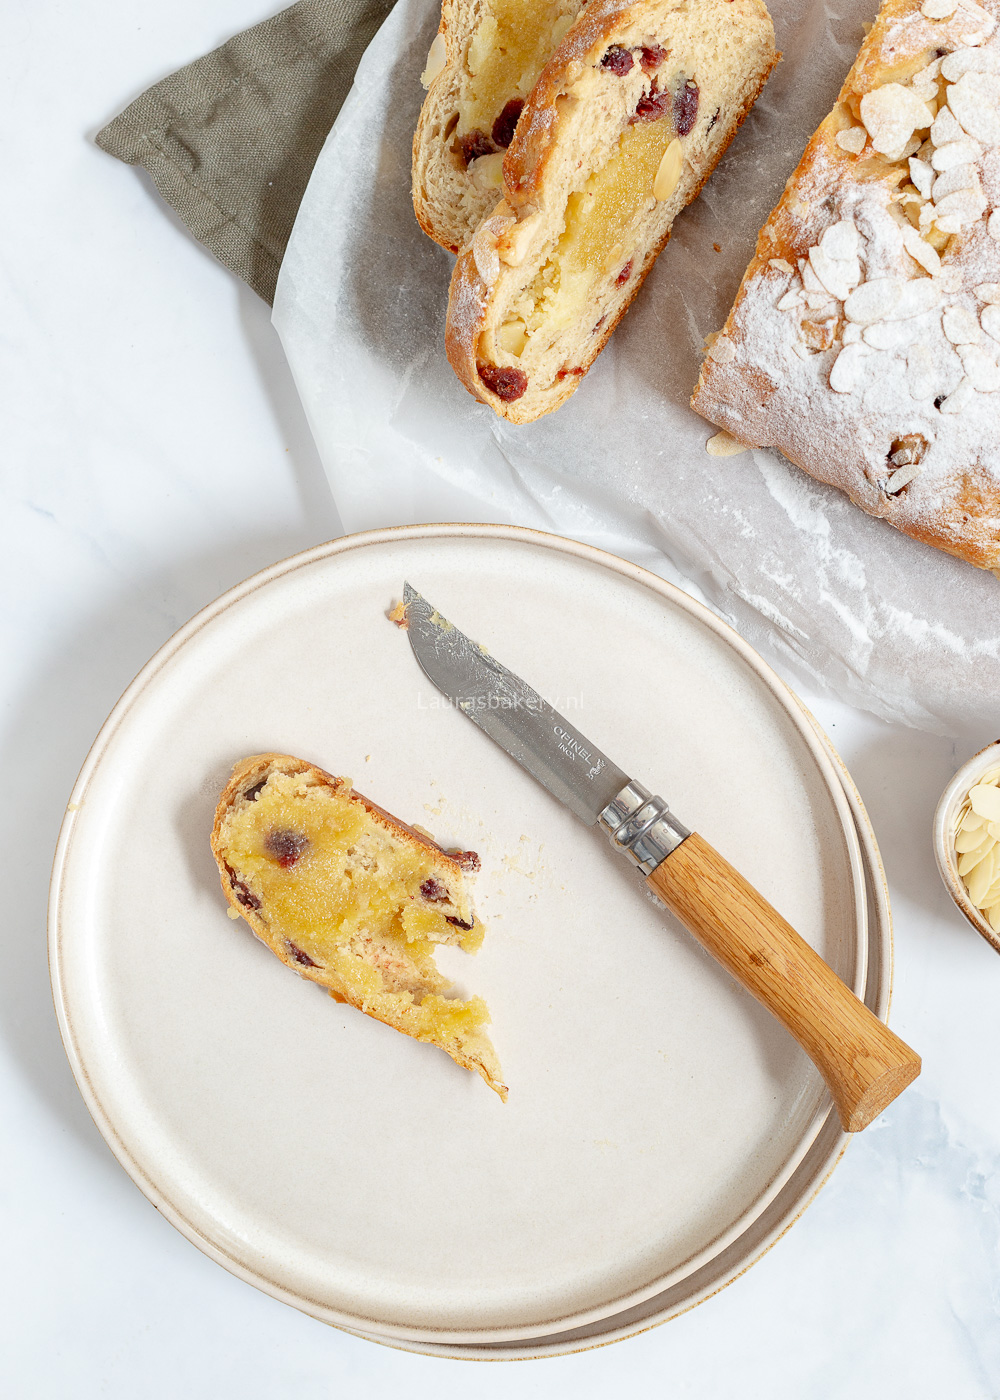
[934, 741, 1000, 955]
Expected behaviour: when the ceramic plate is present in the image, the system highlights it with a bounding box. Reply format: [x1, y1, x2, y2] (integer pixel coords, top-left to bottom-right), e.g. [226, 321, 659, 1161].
[50, 524, 871, 1345]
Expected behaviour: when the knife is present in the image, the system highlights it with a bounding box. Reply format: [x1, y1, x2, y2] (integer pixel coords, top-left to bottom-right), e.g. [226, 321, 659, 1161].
[399, 582, 920, 1132]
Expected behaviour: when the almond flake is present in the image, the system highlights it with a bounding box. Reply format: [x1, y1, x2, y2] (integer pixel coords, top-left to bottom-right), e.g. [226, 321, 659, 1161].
[958, 342, 1000, 390]
[845, 278, 903, 324]
[420, 32, 446, 88]
[909, 157, 934, 198]
[981, 304, 1000, 339]
[931, 139, 983, 170]
[885, 461, 923, 492]
[921, 0, 957, 14]
[777, 290, 806, 311]
[820, 219, 860, 261]
[934, 187, 988, 226]
[836, 126, 868, 154]
[768, 258, 795, 274]
[931, 106, 966, 147]
[864, 319, 919, 349]
[705, 430, 750, 457]
[891, 280, 944, 319]
[940, 45, 999, 80]
[860, 84, 935, 159]
[943, 305, 983, 342]
[829, 343, 871, 393]
[809, 244, 860, 300]
[988, 210, 1000, 239]
[948, 71, 1000, 144]
[900, 225, 941, 274]
[975, 283, 1000, 303]
[709, 337, 737, 364]
[907, 343, 936, 397]
[939, 377, 975, 411]
[931, 164, 978, 201]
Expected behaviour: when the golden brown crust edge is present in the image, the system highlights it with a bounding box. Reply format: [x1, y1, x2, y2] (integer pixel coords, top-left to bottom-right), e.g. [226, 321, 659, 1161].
[690, 0, 1000, 573]
[211, 754, 507, 1099]
[445, 18, 778, 424]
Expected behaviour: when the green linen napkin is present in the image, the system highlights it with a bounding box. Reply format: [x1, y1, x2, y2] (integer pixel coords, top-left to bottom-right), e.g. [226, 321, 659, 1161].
[96, 0, 396, 303]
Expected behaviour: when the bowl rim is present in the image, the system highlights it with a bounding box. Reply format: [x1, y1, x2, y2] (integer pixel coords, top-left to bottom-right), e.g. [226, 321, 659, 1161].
[932, 739, 1000, 956]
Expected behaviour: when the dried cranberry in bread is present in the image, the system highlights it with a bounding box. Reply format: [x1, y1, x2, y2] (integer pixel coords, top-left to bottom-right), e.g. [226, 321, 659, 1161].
[445, 0, 777, 424]
[211, 754, 505, 1099]
[413, 0, 587, 253]
[691, 0, 1000, 572]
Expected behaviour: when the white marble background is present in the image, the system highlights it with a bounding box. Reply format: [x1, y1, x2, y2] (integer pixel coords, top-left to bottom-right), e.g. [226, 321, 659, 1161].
[3, 0, 1000, 1395]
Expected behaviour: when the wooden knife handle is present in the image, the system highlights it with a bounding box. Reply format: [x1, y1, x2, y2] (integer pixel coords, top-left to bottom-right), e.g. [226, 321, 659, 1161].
[647, 832, 920, 1132]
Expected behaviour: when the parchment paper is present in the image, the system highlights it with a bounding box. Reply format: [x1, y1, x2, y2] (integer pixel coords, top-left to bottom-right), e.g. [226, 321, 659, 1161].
[273, 0, 1000, 735]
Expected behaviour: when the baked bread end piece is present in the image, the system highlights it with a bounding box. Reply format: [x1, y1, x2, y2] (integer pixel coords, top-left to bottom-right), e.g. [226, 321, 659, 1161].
[691, 0, 1000, 572]
[211, 754, 506, 1099]
[445, 0, 777, 423]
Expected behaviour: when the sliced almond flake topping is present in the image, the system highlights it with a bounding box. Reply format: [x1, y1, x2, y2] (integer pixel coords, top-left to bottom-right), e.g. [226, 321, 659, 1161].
[768, 258, 795, 274]
[885, 461, 923, 492]
[934, 187, 989, 228]
[836, 126, 868, 154]
[900, 225, 941, 275]
[829, 343, 871, 393]
[931, 163, 978, 201]
[844, 277, 903, 324]
[891, 279, 944, 320]
[931, 105, 966, 148]
[921, 0, 958, 14]
[705, 430, 750, 457]
[939, 377, 975, 412]
[907, 343, 936, 397]
[940, 45, 999, 80]
[943, 305, 983, 343]
[859, 84, 934, 160]
[988, 210, 1000, 240]
[709, 336, 737, 364]
[936, 266, 964, 294]
[777, 289, 806, 311]
[865, 318, 920, 349]
[842, 322, 865, 344]
[975, 283, 1000, 304]
[909, 157, 935, 198]
[948, 71, 1000, 144]
[820, 219, 860, 261]
[981, 304, 1000, 340]
[931, 138, 983, 170]
[958, 342, 1000, 391]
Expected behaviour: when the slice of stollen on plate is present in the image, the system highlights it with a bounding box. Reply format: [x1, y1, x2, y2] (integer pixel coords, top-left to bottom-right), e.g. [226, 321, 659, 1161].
[444, 0, 778, 424]
[691, 0, 1000, 573]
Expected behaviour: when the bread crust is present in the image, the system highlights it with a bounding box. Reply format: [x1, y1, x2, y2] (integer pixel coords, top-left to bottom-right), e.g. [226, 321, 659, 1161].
[691, 0, 1000, 573]
[412, 0, 585, 253]
[211, 754, 506, 1099]
[444, 0, 778, 423]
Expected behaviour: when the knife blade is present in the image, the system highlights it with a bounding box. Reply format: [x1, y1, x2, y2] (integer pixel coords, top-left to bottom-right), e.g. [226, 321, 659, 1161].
[399, 583, 921, 1132]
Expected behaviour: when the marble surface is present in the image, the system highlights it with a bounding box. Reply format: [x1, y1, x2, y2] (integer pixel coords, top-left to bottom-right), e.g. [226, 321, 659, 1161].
[3, 1, 1000, 1394]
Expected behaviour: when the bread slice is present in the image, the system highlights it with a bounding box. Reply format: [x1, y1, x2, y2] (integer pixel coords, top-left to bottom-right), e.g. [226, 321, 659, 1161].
[444, 0, 777, 424]
[211, 754, 506, 1099]
[413, 0, 586, 253]
[691, 0, 1000, 572]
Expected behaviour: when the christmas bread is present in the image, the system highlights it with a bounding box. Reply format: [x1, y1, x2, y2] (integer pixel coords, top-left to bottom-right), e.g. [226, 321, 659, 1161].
[691, 0, 1000, 572]
[444, 0, 777, 424]
[211, 754, 506, 1099]
[413, 0, 586, 253]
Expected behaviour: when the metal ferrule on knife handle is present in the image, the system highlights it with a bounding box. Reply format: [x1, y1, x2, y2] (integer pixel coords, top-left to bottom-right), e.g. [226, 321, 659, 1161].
[598, 782, 690, 875]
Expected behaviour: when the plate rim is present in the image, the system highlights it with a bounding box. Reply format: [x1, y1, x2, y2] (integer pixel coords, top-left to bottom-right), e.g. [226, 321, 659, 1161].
[48, 521, 874, 1345]
[351, 713, 893, 1357]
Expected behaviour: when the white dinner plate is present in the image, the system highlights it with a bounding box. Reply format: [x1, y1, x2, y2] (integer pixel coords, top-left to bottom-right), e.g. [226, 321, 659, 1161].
[50, 524, 875, 1346]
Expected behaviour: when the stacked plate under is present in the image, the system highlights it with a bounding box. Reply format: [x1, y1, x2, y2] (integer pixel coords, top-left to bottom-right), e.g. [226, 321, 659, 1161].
[49, 526, 891, 1358]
